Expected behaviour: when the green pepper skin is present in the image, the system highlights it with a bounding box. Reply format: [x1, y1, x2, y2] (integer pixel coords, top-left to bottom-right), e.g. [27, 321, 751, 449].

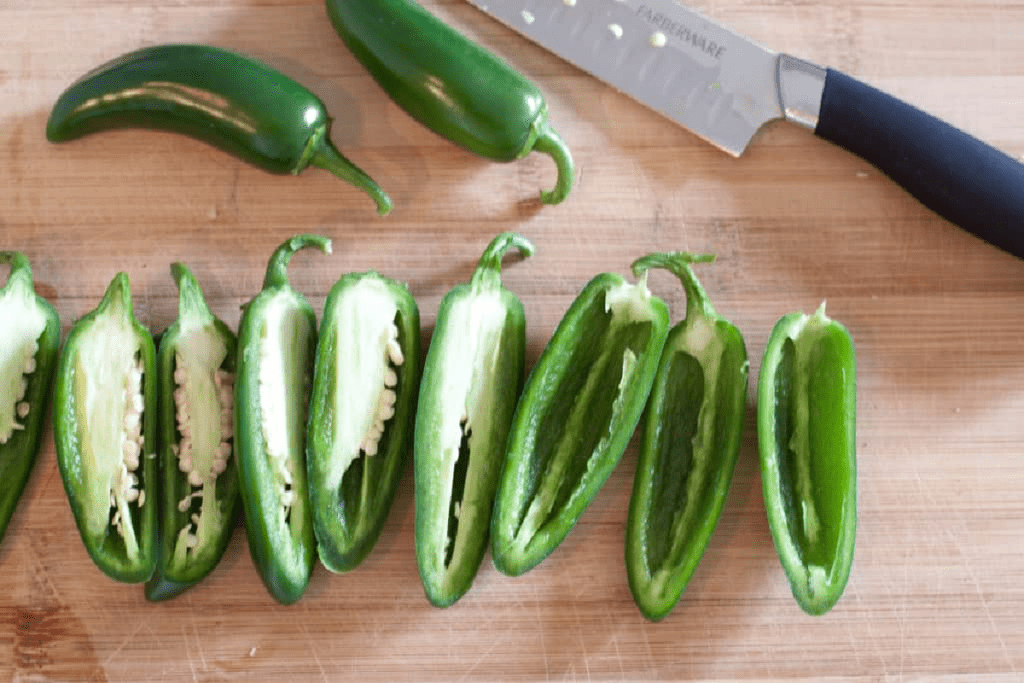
[46, 44, 392, 216]
[757, 303, 856, 616]
[415, 233, 533, 607]
[491, 269, 670, 577]
[625, 253, 749, 622]
[54, 272, 158, 584]
[307, 271, 420, 573]
[325, 0, 575, 204]
[145, 264, 240, 602]
[0, 253, 60, 546]
[235, 235, 331, 604]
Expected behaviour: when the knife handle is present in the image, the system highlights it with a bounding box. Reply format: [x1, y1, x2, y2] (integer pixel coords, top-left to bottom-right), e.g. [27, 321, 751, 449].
[814, 68, 1024, 259]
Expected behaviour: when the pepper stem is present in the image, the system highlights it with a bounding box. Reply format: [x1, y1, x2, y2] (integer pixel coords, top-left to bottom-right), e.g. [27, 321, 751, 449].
[171, 262, 215, 325]
[631, 252, 717, 322]
[96, 272, 136, 321]
[532, 124, 575, 206]
[470, 232, 535, 291]
[305, 126, 393, 217]
[263, 235, 333, 291]
[0, 251, 34, 294]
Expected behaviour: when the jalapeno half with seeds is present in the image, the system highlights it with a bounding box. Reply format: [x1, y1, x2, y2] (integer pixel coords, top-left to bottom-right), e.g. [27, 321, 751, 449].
[415, 232, 532, 606]
[758, 303, 856, 616]
[46, 44, 392, 216]
[235, 235, 330, 604]
[491, 265, 670, 577]
[306, 270, 420, 573]
[0, 252, 60, 546]
[325, 0, 575, 204]
[626, 253, 749, 622]
[54, 272, 158, 583]
[146, 263, 240, 601]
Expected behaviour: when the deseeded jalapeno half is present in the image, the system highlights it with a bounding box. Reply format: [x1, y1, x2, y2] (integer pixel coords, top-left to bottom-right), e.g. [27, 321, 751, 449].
[146, 263, 240, 601]
[415, 232, 532, 607]
[325, 0, 575, 204]
[307, 271, 421, 573]
[758, 303, 857, 616]
[0, 252, 60, 546]
[235, 235, 331, 604]
[46, 44, 392, 216]
[491, 266, 670, 577]
[54, 272, 158, 583]
[626, 253, 749, 622]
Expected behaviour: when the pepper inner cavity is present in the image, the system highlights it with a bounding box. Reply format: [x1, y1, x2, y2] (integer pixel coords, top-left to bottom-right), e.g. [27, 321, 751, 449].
[431, 292, 508, 570]
[72, 308, 147, 560]
[171, 325, 232, 559]
[258, 299, 315, 525]
[514, 285, 655, 543]
[325, 279, 404, 517]
[775, 333, 828, 566]
[0, 283, 49, 444]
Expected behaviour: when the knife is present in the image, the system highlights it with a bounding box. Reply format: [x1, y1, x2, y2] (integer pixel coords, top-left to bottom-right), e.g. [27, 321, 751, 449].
[463, 0, 1024, 258]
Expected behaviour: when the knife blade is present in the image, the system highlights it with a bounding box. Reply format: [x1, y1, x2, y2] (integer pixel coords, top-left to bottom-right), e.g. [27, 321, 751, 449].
[464, 0, 1024, 258]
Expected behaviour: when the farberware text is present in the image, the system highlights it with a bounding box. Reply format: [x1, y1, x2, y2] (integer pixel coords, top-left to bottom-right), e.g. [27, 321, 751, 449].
[635, 6, 726, 59]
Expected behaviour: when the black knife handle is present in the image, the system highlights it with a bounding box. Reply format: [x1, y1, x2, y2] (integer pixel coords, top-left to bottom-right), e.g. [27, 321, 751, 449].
[814, 68, 1024, 259]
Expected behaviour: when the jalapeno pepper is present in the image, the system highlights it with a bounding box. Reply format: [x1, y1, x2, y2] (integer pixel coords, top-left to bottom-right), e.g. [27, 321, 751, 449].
[306, 271, 420, 573]
[324, 0, 575, 204]
[54, 272, 158, 583]
[46, 44, 392, 216]
[757, 303, 856, 616]
[415, 232, 532, 606]
[0, 252, 60, 546]
[145, 263, 240, 601]
[625, 253, 749, 621]
[491, 266, 670, 577]
[235, 235, 330, 604]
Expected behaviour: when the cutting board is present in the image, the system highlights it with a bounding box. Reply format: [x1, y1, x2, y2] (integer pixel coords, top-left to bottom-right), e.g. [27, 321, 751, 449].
[3, 0, 1024, 680]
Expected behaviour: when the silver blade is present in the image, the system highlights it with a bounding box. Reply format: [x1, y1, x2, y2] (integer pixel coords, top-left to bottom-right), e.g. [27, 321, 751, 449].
[466, 0, 784, 156]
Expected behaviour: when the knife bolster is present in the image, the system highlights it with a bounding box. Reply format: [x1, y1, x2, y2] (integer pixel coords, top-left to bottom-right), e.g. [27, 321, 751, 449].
[777, 55, 828, 130]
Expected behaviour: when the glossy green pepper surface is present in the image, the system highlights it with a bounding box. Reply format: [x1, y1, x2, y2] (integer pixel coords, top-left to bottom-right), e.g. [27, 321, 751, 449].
[625, 253, 748, 621]
[0, 252, 61, 546]
[757, 303, 856, 616]
[307, 270, 420, 573]
[146, 263, 240, 602]
[415, 233, 532, 607]
[46, 43, 392, 215]
[324, 0, 575, 204]
[491, 267, 670, 577]
[54, 272, 158, 583]
[235, 235, 331, 604]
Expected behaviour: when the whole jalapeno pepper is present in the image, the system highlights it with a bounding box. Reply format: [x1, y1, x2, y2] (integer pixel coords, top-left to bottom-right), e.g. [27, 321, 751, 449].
[0, 252, 60, 546]
[324, 0, 575, 204]
[306, 271, 420, 573]
[757, 303, 856, 616]
[145, 263, 240, 601]
[46, 44, 392, 216]
[415, 232, 533, 607]
[54, 272, 158, 583]
[625, 253, 749, 622]
[235, 235, 330, 604]
[491, 265, 670, 577]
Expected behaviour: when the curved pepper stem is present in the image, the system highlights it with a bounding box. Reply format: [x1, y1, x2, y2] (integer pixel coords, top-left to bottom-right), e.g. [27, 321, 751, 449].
[631, 252, 717, 322]
[262, 234, 333, 291]
[531, 122, 575, 206]
[470, 232, 535, 291]
[305, 126, 394, 217]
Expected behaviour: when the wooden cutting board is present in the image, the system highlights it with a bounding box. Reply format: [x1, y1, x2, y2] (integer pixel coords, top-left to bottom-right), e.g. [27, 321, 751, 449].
[3, 0, 1024, 680]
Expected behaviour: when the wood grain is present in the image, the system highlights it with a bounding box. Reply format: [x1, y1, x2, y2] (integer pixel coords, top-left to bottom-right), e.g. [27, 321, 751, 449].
[3, 0, 1024, 680]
